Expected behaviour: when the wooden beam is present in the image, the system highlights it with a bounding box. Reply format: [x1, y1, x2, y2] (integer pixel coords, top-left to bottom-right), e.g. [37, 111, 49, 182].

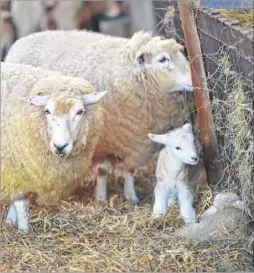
[177, 0, 223, 184]
[200, 0, 253, 9]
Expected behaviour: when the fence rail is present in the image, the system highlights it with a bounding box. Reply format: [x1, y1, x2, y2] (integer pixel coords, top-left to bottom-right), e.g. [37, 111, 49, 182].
[196, 8, 254, 93]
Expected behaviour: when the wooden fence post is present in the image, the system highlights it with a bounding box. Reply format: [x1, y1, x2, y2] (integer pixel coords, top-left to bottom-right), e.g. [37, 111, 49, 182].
[177, 0, 223, 184]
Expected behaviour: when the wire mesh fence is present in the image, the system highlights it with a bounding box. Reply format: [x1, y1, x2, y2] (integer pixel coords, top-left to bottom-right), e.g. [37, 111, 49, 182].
[155, 1, 253, 220]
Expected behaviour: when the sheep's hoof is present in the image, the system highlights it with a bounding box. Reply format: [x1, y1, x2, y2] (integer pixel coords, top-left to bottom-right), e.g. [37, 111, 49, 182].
[128, 196, 140, 205]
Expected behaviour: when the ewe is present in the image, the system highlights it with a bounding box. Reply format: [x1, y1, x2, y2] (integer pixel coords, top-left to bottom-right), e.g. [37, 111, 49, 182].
[148, 123, 199, 224]
[6, 30, 194, 203]
[1, 62, 107, 232]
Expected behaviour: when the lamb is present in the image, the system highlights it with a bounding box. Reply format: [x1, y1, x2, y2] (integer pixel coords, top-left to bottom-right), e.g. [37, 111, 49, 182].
[5, 30, 194, 203]
[1, 62, 107, 232]
[148, 123, 199, 224]
[174, 192, 250, 241]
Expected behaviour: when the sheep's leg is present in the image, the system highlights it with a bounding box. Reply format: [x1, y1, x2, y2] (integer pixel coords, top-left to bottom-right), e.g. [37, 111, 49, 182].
[152, 184, 169, 217]
[167, 187, 177, 208]
[6, 202, 18, 225]
[13, 199, 29, 232]
[95, 175, 108, 202]
[177, 186, 196, 224]
[124, 172, 139, 204]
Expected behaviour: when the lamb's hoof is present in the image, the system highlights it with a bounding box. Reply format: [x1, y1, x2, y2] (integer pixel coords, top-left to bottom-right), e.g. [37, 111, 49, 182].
[151, 213, 163, 219]
[19, 227, 29, 233]
[183, 218, 197, 225]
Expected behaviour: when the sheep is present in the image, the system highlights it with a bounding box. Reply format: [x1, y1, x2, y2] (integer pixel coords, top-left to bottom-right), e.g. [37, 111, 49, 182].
[0, 10, 16, 61]
[148, 123, 199, 224]
[1, 62, 108, 232]
[174, 192, 250, 241]
[10, 1, 84, 39]
[5, 30, 194, 203]
[83, 155, 140, 204]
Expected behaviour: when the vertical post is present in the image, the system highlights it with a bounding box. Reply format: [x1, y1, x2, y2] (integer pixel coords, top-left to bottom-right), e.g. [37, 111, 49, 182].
[177, 0, 223, 184]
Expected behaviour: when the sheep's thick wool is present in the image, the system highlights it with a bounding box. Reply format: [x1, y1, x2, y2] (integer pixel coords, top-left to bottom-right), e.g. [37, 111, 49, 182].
[5, 30, 190, 171]
[1, 63, 104, 204]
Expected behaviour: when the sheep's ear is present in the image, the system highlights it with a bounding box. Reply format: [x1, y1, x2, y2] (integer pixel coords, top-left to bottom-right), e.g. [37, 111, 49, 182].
[21, 95, 50, 107]
[148, 133, 167, 145]
[83, 91, 107, 105]
[162, 39, 184, 52]
[182, 123, 192, 133]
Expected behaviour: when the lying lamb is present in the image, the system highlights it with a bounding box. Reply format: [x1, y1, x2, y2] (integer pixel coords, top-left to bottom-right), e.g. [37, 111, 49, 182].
[175, 192, 250, 241]
[1, 62, 107, 232]
[5, 30, 195, 203]
[148, 123, 199, 224]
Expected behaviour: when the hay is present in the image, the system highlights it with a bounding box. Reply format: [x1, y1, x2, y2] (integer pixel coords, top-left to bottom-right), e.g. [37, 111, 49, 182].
[209, 55, 254, 221]
[0, 178, 253, 272]
[219, 9, 254, 28]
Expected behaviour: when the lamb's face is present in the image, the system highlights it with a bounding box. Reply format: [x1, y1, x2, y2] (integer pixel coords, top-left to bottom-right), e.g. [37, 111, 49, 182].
[148, 123, 198, 165]
[135, 37, 193, 93]
[22, 91, 107, 158]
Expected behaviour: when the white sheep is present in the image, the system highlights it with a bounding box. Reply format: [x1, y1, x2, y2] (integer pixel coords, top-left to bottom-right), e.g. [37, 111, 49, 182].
[5, 30, 194, 203]
[148, 123, 199, 224]
[1, 62, 107, 232]
[10, 1, 83, 39]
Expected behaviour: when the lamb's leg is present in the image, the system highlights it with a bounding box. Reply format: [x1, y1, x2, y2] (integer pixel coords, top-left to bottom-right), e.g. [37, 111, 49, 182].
[124, 172, 139, 204]
[6, 202, 18, 225]
[167, 187, 177, 207]
[13, 199, 29, 232]
[152, 184, 169, 217]
[95, 175, 108, 202]
[177, 186, 196, 224]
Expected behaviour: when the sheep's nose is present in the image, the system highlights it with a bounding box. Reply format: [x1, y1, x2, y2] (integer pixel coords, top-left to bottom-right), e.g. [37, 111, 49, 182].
[191, 157, 198, 162]
[54, 143, 68, 153]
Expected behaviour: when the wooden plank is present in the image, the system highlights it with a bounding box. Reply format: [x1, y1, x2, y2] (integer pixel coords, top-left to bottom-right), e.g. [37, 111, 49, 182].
[177, 0, 223, 185]
[200, 0, 253, 9]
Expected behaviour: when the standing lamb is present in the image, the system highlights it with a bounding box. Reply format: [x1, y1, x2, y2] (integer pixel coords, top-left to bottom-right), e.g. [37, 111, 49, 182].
[5, 30, 194, 203]
[1, 62, 107, 232]
[148, 123, 199, 224]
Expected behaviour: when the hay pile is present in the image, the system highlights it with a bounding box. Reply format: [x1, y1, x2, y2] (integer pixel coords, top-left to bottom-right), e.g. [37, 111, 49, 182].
[219, 9, 254, 28]
[1, 176, 253, 272]
[209, 55, 254, 221]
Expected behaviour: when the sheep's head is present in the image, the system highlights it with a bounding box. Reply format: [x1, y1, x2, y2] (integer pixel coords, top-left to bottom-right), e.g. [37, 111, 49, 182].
[133, 34, 193, 93]
[148, 123, 198, 165]
[22, 78, 107, 158]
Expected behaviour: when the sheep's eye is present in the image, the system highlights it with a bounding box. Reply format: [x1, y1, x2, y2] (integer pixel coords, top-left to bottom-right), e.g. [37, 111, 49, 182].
[176, 147, 181, 150]
[159, 57, 168, 63]
[138, 54, 145, 66]
[76, 110, 84, 115]
[45, 109, 50, 115]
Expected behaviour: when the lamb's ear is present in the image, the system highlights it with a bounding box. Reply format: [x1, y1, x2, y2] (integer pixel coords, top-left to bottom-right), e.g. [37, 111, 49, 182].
[148, 133, 167, 145]
[83, 91, 107, 105]
[21, 95, 50, 107]
[182, 123, 192, 133]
